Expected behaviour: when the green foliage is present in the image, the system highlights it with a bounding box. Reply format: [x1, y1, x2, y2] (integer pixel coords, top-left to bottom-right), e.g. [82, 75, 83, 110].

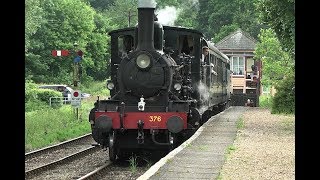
[226, 145, 236, 155]
[25, 81, 110, 151]
[25, 81, 64, 112]
[271, 74, 295, 114]
[232, 0, 264, 40]
[84, 12, 112, 80]
[156, 0, 179, 8]
[25, 81, 62, 102]
[128, 155, 138, 173]
[81, 80, 110, 97]
[213, 24, 239, 43]
[259, 94, 273, 109]
[26, 0, 105, 84]
[37, 89, 63, 103]
[255, 0, 295, 57]
[25, 102, 93, 151]
[254, 28, 294, 114]
[194, 0, 262, 41]
[254, 28, 294, 87]
[198, 0, 236, 38]
[88, 0, 114, 11]
[236, 117, 244, 129]
[25, 0, 45, 53]
[25, 100, 51, 112]
[174, 0, 199, 28]
[103, 0, 138, 29]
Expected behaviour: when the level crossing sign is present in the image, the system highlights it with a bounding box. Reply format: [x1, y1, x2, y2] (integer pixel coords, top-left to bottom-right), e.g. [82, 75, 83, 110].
[71, 90, 81, 108]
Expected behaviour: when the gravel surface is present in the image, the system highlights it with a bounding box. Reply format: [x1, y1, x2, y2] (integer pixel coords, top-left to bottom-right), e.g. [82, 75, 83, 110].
[218, 107, 295, 180]
[28, 149, 108, 180]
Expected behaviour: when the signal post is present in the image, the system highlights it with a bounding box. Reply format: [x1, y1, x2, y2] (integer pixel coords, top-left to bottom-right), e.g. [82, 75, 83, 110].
[51, 42, 83, 120]
[72, 42, 83, 120]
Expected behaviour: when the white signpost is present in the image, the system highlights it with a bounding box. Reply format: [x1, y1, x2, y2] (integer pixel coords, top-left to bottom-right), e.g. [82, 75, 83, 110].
[71, 90, 81, 108]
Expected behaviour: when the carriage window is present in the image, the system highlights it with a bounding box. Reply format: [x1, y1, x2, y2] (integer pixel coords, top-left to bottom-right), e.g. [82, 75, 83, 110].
[231, 56, 245, 75]
[118, 35, 134, 58]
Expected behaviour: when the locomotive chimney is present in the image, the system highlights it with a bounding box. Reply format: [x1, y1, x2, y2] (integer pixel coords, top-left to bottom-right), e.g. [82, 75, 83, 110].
[136, 0, 157, 50]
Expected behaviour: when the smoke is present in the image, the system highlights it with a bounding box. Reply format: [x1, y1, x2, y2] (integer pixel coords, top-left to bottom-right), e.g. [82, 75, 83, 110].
[156, 6, 179, 26]
[197, 82, 210, 114]
[198, 82, 210, 101]
[138, 0, 157, 8]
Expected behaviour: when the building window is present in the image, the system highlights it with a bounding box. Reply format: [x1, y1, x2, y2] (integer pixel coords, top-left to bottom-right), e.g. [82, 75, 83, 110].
[231, 56, 244, 75]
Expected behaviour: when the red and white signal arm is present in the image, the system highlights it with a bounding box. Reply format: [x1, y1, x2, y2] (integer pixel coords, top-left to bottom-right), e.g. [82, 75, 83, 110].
[52, 50, 69, 57]
[71, 90, 81, 107]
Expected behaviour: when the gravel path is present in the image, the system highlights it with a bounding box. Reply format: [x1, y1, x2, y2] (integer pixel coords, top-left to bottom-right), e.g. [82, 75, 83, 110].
[218, 107, 295, 180]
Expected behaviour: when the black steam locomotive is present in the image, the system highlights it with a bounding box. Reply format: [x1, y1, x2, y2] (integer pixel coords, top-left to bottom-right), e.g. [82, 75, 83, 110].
[89, 0, 231, 161]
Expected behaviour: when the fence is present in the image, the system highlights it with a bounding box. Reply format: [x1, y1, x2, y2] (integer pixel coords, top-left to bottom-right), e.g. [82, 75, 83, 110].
[49, 97, 70, 106]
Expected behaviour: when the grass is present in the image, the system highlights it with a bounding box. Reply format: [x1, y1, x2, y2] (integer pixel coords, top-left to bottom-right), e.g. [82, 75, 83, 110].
[25, 81, 109, 152]
[236, 117, 244, 129]
[226, 145, 236, 155]
[128, 155, 138, 173]
[142, 157, 153, 169]
[25, 102, 93, 151]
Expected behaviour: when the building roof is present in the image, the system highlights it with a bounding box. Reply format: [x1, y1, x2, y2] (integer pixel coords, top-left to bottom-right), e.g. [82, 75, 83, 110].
[215, 29, 257, 50]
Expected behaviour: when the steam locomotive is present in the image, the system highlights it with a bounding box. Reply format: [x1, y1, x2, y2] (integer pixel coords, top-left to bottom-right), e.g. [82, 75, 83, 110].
[89, 0, 231, 161]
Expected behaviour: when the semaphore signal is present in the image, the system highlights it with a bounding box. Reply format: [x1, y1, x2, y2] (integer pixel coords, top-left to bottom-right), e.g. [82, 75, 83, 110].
[51, 50, 69, 57]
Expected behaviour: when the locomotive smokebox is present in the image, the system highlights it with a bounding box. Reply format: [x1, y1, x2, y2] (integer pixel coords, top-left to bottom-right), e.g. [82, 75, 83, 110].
[136, 0, 157, 50]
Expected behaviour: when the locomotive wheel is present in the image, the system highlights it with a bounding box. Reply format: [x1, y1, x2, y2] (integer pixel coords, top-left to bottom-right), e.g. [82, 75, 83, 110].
[109, 131, 117, 162]
[189, 107, 201, 128]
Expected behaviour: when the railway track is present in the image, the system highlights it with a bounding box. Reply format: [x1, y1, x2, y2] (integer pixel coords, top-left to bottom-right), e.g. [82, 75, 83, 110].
[25, 133, 154, 180]
[25, 133, 99, 179]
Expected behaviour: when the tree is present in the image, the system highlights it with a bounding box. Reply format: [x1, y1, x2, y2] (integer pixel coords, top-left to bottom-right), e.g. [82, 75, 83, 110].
[25, 0, 45, 53]
[196, 0, 236, 39]
[103, 0, 138, 29]
[231, 0, 266, 40]
[255, 0, 295, 57]
[254, 28, 294, 87]
[213, 24, 239, 43]
[25, 0, 96, 83]
[85, 12, 117, 80]
[88, 0, 115, 11]
[156, 0, 179, 8]
[174, 0, 199, 28]
[254, 28, 295, 114]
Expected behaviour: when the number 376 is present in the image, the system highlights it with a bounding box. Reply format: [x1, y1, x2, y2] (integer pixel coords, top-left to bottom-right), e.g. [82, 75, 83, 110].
[149, 116, 161, 122]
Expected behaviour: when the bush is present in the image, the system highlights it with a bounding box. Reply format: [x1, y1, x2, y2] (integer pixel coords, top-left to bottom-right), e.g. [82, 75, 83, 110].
[25, 99, 50, 112]
[271, 75, 295, 114]
[25, 81, 64, 110]
[37, 89, 62, 103]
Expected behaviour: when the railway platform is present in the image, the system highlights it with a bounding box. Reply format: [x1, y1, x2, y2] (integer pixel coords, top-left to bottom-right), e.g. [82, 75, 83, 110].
[137, 106, 248, 180]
